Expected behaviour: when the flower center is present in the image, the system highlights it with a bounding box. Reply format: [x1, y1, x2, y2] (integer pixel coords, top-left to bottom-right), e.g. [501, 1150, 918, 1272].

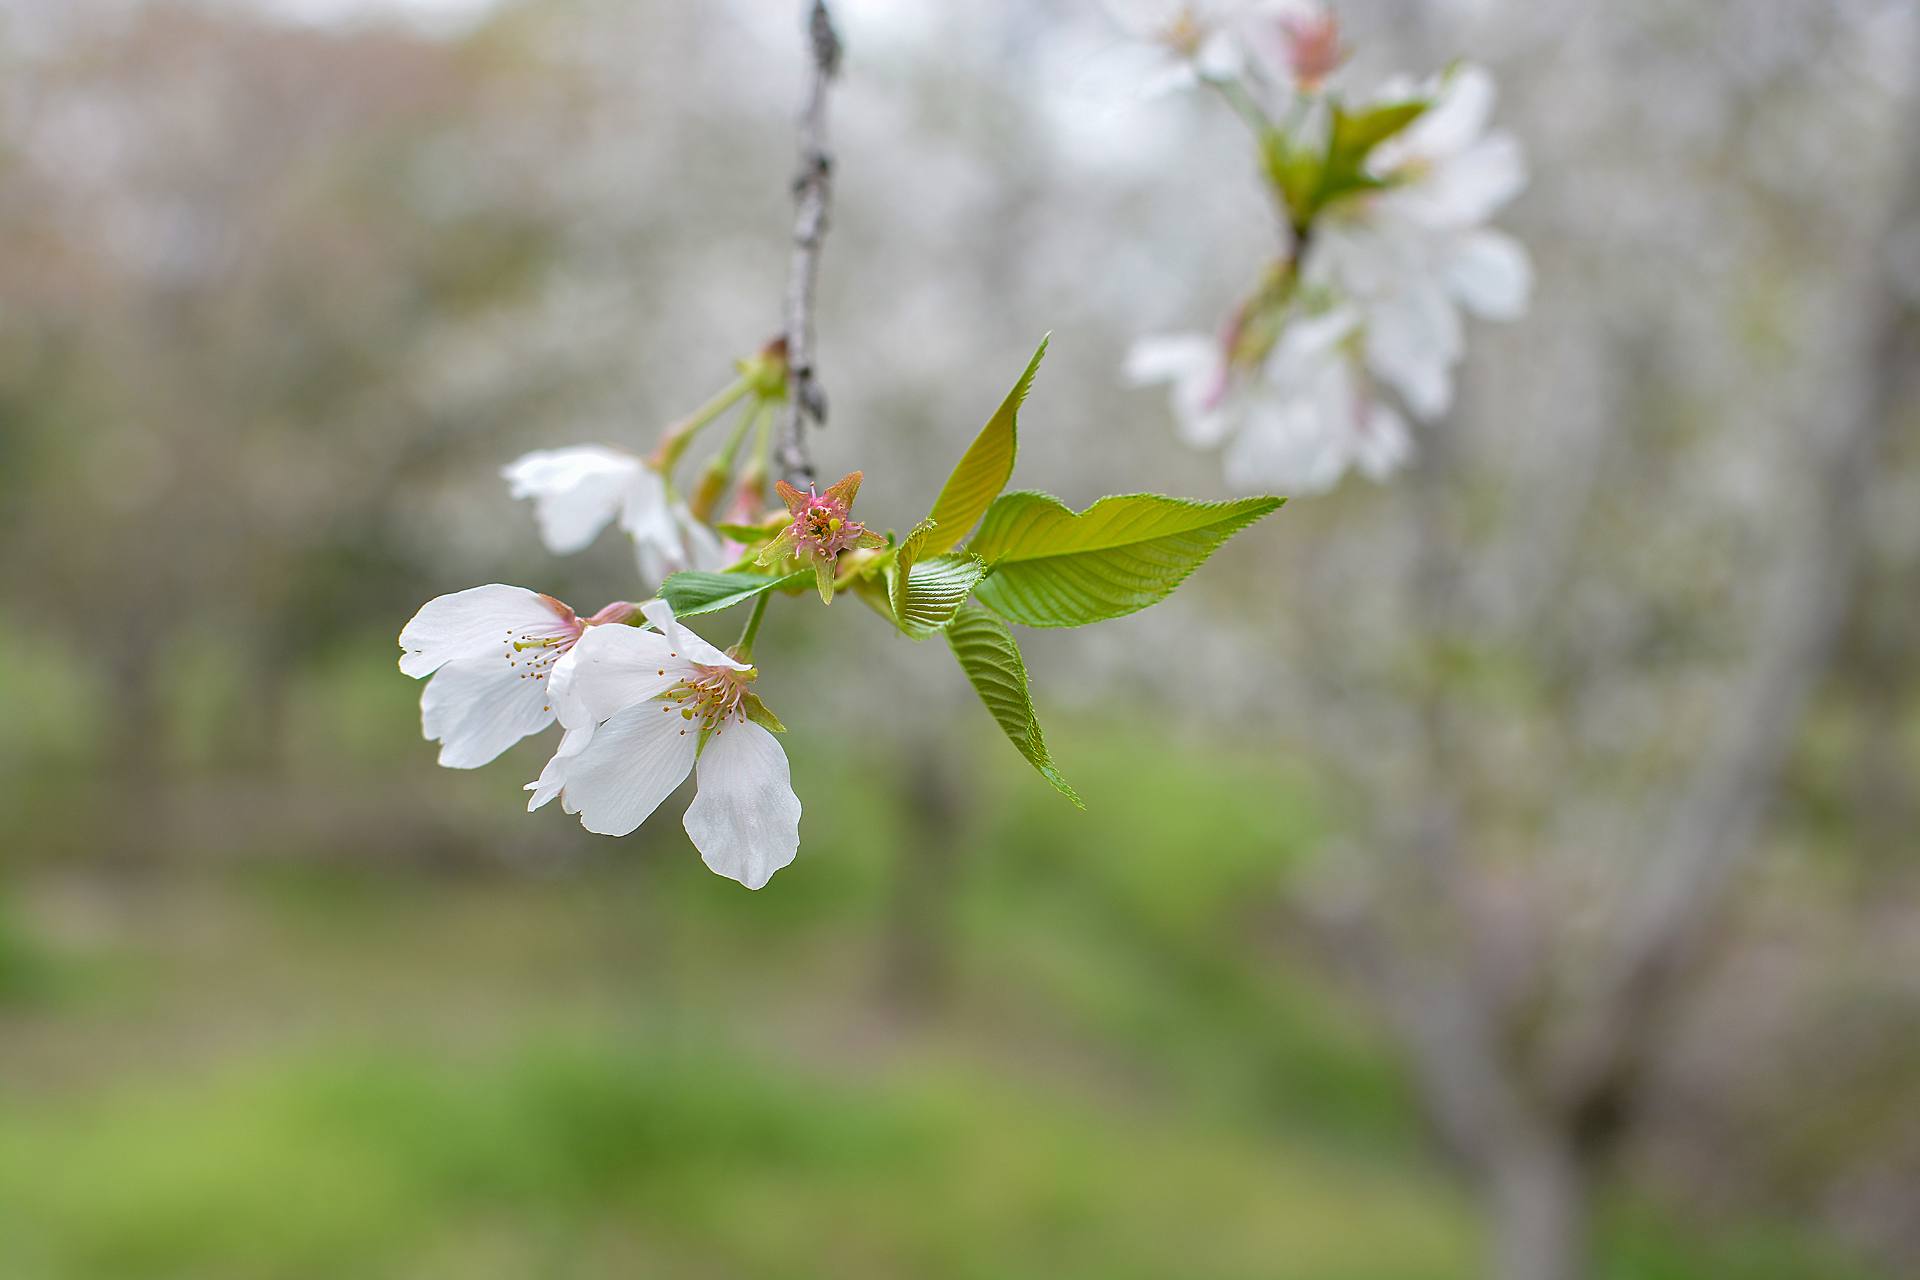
[1160, 9, 1205, 57]
[790, 493, 868, 559]
[660, 664, 751, 736]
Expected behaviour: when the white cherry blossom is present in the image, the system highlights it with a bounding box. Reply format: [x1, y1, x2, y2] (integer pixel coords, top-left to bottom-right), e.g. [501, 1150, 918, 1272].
[1303, 64, 1531, 420]
[397, 585, 638, 769]
[1129, 306, 1411, 495]
[503, 445, 725, 588]
[528, 601, 801, 890]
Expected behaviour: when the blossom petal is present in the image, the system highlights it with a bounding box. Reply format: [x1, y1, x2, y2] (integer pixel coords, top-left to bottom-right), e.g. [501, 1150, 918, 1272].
[549, 700, 699, 837]
[1399, 133, 1526, 228]
[1355, 401, 1414, 481]
[526, 724, 595, 810]
[504, 447, 645, 556]
[1224, 396, 1346, 495]
[398, 584, 574, 679]
[547, 624, 685, 731]
[1364, 283, 1460, 421]
[1404, 64, 1495, 161]
[1445, 229, 1533, 321]
[1126, 334, 1234, 447]
[419, 654, 556, 769]
[683, 720, 800, 890]
[638, 600, 750, 673]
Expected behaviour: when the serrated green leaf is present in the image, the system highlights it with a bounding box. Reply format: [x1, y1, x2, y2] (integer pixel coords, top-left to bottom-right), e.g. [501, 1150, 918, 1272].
[659, 569, 809, 618]
[946, 601, 1081, 807]
[892, 553, 989, 639]
[921, 335, 1049, 556]
[967, 491, 1282, 628]
[888, 518, 938, 621]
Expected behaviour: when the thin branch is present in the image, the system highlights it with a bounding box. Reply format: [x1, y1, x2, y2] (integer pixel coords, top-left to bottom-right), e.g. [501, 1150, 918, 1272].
[777, 0, 842, 488]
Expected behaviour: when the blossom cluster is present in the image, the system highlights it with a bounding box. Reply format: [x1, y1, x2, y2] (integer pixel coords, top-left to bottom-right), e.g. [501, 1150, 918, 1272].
[1119, 0, 1531, 494]
[397, 340, 1280, 889]
[398, 344, 816, 889]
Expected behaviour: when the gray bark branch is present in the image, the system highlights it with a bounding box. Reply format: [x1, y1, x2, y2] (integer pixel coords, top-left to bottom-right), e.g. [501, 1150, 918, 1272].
[776, 0, 841, 488]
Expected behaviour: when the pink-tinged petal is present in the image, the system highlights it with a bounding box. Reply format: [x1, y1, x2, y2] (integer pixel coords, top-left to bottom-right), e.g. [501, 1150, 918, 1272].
[774, 480, 808, 514]
[639, 600, 750, 673]
[398, 584, 575, 679]
[548, 701, 699, 837]
[419, 655, 557, 769]
[503, 447, 645, 556]
[683, 720, 800, 889]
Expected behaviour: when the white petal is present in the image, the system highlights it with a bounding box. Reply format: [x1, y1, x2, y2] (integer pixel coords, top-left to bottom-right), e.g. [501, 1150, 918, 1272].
[419, 655, 556, 769]
[548, 700, 698, 837]
[547, 624, 685, 731]
[618, 467, 689, 586]
[1355, 401, 1414, 481]
[1399, 133, 1527, 228]
[398, 584, 573, 679]
[1125, 334, 1217, 386]
[1405, 64, 1496, 161]
[503, 446, 646, 556]
[639, 600, 749, 673]
[1445, 229, 1532, 321]
[683, 720, 800, 890]
[674, 503, 730, 573]
[526, 724, 595, 810]
[1363, 284, 1461, 421]
[1193, 28, 1243, 80]
[1224, 394, 1346, 495]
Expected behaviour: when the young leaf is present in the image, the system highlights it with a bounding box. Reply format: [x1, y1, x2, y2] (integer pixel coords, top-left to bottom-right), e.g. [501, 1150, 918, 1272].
[946, 601, 1082, 807]
[893, 553, 989, 639]
[921, 335, 1049, 556]
[659, 569, 809, 618]
[968, 491, 1282, 628]
[1318, 98, 1427, 208]
[888, 518, 939, 621]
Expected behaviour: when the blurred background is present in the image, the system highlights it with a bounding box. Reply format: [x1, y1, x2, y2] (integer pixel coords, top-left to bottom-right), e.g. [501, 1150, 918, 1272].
[2, 0, 1917, 1277]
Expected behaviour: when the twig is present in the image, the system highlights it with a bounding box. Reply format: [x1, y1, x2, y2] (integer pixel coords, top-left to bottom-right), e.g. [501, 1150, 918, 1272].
[777, 0, 842, 488]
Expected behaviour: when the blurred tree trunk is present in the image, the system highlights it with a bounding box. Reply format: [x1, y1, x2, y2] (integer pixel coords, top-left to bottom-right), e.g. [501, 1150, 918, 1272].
[880, 737, 967, 1015]
[1487, 1136, 1591, 1280]
[1348, 93, 1920, 1280]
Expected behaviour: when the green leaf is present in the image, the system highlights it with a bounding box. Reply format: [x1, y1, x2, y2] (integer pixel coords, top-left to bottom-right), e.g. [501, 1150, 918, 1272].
[888, 519, 938, 621]
[892, 553, 989, 639]
[1318, 99, 1427, 208]
[712, 520, 781, 543]
[945, 601, 1081, 807]
[967, 491, 1282, 628]
[1331, 99, 1426, 160]
[740, 691, 786, 734]
[921, 335, 1049, 556]
[659, 569, 808, 618]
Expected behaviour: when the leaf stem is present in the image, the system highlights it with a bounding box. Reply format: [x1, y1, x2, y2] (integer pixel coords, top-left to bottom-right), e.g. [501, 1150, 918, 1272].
[735, 591, 771, 662]
[652, 376, 753, 471]
[1204, 73, 1273, 138]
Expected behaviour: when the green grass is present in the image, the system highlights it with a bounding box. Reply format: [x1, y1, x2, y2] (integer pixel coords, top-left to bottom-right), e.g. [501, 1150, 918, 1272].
[0, 682, 1894, 1280]
[0, 1037, 1473, 1280]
